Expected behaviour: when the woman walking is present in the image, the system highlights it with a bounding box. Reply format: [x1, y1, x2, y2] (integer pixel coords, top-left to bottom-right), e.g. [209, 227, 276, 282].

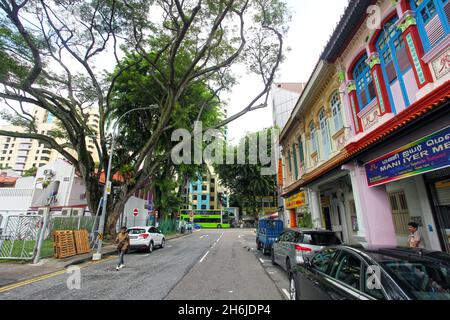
[115, 227, 130, 271]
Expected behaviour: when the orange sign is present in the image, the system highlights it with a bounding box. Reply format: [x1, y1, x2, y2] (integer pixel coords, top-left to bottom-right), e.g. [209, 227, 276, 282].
[277, 159, 283, 187]
[286, 192, 306, 210]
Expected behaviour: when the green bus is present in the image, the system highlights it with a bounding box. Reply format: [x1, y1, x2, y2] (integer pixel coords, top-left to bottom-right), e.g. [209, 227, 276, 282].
[179, 210, 231, 229]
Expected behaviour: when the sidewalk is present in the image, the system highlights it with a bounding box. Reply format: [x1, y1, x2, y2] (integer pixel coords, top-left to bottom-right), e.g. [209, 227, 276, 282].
[0, 232, 191, 288]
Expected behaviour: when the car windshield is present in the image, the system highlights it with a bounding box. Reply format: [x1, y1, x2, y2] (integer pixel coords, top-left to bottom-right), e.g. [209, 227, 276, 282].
[381, 260, 450, 300]
[304, 233, 342, 246]
[127, 229, 146, 235]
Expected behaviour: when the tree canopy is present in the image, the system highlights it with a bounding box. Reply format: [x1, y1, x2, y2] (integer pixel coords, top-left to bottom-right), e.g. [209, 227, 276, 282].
[0, 0, 289, 236]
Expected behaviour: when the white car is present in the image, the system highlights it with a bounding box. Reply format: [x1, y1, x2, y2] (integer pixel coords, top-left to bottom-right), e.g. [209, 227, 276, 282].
[127, 226, 166, 253]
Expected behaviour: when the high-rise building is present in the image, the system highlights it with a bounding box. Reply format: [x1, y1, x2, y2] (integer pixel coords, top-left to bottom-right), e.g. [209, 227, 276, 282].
[0, 107, 100, 175]
[271, 83, 305, 223]
[272, 83, 306, 131]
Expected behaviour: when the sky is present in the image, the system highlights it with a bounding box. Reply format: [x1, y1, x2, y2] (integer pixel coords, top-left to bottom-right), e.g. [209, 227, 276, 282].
[225, 0, 349, 144]
[0, 0, 350, 143]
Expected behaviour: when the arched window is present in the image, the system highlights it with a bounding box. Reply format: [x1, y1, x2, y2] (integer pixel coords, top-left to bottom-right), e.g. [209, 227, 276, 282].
[376, 16, 412, 109]
[353, 55, 377, 110]
[412, 0, 450, 52]
[319, 109, 331, 160]
[310, 122, 318, 154]
[331, 92, 344, 132]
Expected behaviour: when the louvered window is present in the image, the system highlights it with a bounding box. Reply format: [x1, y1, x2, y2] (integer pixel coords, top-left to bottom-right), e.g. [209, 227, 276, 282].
[388, 191, 410, 235]
[413, 0, 450, 51]
[353, 55, 377, 110]
[331, 92, 344, 132]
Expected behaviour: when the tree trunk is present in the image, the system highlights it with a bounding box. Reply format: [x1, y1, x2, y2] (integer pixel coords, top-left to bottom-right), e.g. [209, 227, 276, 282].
[106, 198, 127, 239]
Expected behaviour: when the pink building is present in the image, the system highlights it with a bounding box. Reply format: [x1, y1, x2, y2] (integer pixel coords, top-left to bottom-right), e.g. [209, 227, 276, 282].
[280, 0, 450, 252]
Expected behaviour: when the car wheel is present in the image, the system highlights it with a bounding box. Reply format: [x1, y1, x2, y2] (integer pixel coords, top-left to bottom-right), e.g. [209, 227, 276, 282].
[286, 258, 292, 276]
[257, 241, 262, 250]
[147, 241, 154, 253]
[271, 249, 277, 265]
[217, 224, 222, 229]
[263, 246, 270, 256]
[289, 276, 298, 300]
[160, 238, 165, 248]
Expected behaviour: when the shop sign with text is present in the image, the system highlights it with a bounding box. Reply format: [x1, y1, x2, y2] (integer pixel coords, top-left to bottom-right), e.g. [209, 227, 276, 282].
[365, 126, 450, 187]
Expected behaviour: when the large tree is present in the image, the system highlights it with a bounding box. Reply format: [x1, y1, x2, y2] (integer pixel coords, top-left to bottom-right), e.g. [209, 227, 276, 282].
[0, 0, 289, 236]
[214, 128, 277, 217]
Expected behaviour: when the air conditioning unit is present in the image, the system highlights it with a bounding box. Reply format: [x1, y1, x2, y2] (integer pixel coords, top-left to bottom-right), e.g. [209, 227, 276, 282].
[71, 208, 85, 217]
[37, 207, 50, 216]
[61, 208, 72, 216]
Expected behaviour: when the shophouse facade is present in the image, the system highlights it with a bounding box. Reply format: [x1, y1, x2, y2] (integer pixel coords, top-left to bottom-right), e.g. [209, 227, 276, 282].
[280, 0, 450, 251]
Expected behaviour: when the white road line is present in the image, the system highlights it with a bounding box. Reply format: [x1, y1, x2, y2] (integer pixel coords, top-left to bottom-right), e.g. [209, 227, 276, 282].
[200, 235, 209, 239]
[199, 251, 210, 263]
[143, 254, 150, 257]
[259, 258, 265, 264]
[282, 289, 290, 300]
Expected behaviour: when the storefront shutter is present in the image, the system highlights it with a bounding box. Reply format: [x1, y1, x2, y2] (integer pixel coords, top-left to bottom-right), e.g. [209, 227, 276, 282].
[435, 181, 450, 206]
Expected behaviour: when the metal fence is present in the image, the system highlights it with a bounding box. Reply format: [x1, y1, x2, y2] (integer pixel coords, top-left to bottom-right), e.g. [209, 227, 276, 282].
[0, 215, 42, 260]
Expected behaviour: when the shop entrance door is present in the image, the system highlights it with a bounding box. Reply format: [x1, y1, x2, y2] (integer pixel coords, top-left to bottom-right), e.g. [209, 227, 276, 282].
[322, 207, 332, 231]
[430, 179, 450, 253]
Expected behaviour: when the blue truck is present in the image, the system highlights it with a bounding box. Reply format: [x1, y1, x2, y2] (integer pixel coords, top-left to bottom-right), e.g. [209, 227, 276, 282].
[256, 219, 284, 255]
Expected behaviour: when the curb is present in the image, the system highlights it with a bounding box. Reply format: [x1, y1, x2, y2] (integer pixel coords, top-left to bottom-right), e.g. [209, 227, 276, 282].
[62, 248, 117, 268]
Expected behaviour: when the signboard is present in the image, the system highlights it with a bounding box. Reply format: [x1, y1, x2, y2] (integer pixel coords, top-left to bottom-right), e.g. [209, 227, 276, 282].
[285, 192, 306, 210]
[106, 181, 112, 195]
[277, 159, 283, 187]
[431, 47, 450, 79]
[133, 208, 139, 217]
[365, 126, 450, 187]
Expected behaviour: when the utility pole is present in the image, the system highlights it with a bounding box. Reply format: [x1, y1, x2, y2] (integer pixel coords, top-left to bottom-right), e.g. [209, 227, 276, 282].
[92, 105, 158, 261]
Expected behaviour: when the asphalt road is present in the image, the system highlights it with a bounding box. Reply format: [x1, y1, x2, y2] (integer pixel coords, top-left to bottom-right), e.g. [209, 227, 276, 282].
[0, 229, 284, 300]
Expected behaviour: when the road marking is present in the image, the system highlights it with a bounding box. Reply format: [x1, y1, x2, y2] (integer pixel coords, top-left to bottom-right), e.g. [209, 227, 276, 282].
[199, 251, 210, 263]
[282, 289, 290, 300]
[143, 254, 150, 257]
[259, 258, 265, 264]
[0, 256, 116, 294]
[199, 235, 209, 239]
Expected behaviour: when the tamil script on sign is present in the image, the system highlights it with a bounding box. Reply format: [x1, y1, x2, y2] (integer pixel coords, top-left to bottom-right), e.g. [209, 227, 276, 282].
[365, 126, 450, 187]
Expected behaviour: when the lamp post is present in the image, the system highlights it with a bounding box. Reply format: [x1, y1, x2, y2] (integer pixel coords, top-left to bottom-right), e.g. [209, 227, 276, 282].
[92, 105, 159, 261]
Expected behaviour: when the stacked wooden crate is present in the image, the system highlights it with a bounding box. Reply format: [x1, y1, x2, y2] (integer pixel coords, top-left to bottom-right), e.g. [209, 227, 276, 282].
[73, 229, 91, 255]
[53, 230, 77, 259]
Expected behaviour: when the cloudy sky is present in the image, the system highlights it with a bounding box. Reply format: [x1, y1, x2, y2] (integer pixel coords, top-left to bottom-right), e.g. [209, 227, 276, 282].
[0, 0, 349, 142]
[225, 0, 349, 144]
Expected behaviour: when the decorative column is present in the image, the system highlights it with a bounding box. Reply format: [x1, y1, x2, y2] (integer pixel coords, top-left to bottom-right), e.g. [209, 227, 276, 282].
[396, 11, 433, 88]
[308, 188, 323, 230]
[346, 81, 363, 134]
[366, 52, 392, 115]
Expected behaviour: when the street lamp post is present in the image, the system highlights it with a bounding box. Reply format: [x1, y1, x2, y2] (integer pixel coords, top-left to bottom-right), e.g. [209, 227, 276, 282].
[92, 105, 159, 261]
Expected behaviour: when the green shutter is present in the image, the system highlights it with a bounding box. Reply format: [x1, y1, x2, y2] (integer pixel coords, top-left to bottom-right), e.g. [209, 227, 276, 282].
[288, 151, 292, 173]
[298, 140, 304, 163]
[292, 145, 298, 179]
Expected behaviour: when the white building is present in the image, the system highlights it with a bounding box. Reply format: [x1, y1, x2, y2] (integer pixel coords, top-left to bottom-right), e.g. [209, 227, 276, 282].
[271, 83, 305, 224]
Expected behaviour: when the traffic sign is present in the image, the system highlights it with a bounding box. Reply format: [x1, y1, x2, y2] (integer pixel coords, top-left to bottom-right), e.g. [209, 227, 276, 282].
[133, 208, 139, 217]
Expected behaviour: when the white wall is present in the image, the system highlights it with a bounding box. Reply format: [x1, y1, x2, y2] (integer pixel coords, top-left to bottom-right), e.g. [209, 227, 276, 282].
[386, 176, 441, 251]
[122, 196, 149, 228]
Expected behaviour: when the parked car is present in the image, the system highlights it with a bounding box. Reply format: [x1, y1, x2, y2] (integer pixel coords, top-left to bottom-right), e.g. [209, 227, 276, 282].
[271, 229, 342, 274]
[256, 219, 284, 255]
[289, 246, 450, 300]
[127, 226, 165, 253]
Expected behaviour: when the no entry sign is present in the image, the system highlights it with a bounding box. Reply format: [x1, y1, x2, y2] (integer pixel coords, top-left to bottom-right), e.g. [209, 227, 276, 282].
[133, 208, 139, 217]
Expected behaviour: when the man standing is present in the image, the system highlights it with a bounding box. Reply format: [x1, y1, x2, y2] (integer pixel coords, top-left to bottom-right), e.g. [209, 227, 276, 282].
[115, 227, 130, 271]
[408, 222, 425, 249]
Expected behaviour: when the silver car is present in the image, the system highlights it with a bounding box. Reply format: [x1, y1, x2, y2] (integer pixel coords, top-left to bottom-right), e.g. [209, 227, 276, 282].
[271, 229, 342, 275]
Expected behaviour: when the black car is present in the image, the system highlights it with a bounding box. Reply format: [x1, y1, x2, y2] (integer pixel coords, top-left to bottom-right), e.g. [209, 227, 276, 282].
[289, 246, 450, 300]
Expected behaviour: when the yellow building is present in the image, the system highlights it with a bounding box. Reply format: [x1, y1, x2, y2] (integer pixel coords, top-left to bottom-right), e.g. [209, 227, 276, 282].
[0, 107, 100, 174]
